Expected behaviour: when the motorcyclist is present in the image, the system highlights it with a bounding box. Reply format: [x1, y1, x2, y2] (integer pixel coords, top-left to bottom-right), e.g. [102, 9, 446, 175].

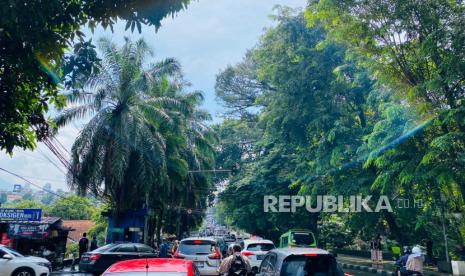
[401, 246, 424, 276]
[396, 246, 411, 275]
[218, 244, 251, 276]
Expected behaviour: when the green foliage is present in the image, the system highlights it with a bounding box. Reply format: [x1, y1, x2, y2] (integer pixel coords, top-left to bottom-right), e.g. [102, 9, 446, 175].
[88, 204, 109, 246]
[216, 4, 465, 259]
[5, 200, 48, 211]
[65, 243, 79, 259]
[48, 195, 94, 220]
[58, 38, 216, 239]
[0, 0, 191, 154]
[318, 215, 353, 249]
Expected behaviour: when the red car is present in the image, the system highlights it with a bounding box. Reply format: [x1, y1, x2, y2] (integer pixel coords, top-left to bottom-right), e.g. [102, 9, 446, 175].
[102, 258, 201, 276]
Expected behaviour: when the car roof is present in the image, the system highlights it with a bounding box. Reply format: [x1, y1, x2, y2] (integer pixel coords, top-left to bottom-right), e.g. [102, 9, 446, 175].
[270, 247, 331, 257]
[243, 239, 274, 246]
[105, 258, 192, 273]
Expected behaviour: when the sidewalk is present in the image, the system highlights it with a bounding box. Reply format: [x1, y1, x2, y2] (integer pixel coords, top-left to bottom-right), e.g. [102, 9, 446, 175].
[337, 254, 451, 276]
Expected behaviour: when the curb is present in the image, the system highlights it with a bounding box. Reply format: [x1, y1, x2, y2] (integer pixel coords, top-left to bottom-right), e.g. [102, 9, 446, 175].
[341, 262, 396, 276]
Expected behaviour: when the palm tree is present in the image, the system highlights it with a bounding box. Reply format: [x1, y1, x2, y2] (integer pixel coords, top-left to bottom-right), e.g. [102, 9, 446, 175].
[56, 38, 192, 211]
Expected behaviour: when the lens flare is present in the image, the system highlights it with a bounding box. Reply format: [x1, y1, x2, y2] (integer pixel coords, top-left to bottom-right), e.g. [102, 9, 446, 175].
[305, 116, 435, 182]
[36, 54, 61, 84]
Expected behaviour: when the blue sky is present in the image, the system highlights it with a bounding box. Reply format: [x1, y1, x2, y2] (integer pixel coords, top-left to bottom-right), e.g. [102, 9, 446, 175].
[0, 0, 307, 191]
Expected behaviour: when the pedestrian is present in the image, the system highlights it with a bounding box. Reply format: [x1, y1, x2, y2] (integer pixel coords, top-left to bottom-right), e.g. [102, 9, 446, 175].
[170, 240, 179, 255]
[90, 235, 98, 251]
[218, 244, 251, 276]
[370, 234, 383, 264]
[78, 232, 89, 260]
[402, 246, 423, 276]
[158, 239, 169, 258]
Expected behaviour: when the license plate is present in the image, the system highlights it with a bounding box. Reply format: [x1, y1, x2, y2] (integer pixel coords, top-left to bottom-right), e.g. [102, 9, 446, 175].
[256, 255, 265, 260]
[194, 261, 204, 268]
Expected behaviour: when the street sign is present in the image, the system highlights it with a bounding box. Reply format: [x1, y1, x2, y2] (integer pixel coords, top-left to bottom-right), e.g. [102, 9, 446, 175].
[109, 227, 124, 234]
[0, 208, 42, 222]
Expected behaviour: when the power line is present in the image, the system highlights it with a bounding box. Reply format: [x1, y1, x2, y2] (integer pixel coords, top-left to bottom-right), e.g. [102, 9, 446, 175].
[36, 147, 67, 175]
[0, 167, 67, 199]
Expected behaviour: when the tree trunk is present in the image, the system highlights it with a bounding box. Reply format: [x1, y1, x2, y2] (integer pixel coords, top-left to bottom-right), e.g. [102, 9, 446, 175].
[383, 211, 405, 245]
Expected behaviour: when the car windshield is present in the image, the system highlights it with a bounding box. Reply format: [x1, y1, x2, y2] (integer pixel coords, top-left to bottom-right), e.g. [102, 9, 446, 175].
[247, 243, 275, 252]
[281, 255, 342, 276]
[2, 247, 23, 257]
[292, 233, 314, 245]
[179, 240, 215, 255]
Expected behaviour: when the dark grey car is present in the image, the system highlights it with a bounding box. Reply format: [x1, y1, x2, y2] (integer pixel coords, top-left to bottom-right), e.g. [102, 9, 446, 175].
[79, 242, 157, 275]
[256, 248, 345, 276]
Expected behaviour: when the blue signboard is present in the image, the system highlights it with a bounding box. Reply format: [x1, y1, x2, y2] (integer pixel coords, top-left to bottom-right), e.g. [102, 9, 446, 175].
[0, 208, 42, 222]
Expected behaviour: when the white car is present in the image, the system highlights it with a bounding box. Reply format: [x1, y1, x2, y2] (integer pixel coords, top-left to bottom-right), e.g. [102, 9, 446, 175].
[174, 237, 222, 275]
[0, 245, 51, 276]
[241, 239, 275, 270]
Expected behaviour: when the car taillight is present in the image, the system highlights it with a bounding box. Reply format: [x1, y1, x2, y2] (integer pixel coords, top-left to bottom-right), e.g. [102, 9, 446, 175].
[173, 249, 185, 259]
[89, 254, 101, 261]
[208, 248, 221, 259]
[241, 251, 254, 257]
[304, 253, 318, 257]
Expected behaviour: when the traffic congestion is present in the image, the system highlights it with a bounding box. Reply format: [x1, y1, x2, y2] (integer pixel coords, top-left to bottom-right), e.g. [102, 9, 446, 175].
[76, 229, 347, 276]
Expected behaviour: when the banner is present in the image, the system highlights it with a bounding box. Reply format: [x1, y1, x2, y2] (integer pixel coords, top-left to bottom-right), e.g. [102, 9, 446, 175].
[8, 224, 49, 239]
[0, 208, 42, 222]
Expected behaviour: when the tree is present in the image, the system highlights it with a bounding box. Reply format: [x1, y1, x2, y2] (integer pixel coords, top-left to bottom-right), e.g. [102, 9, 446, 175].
[307, 0, 465, 257]
[0, 0, 191, 154]
[57, 38, 188, 211]
[49, 195, 94, 220]
[57, 38, 216, 239]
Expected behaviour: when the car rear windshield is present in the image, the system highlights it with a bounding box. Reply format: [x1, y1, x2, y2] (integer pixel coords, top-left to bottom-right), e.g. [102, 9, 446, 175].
[179, 240, 215, 255]
[281, 255, 342, 276]
[107, 273, 186, 276]
[93, 244, 115, 252]
[247, 243, 275, 252]
[292, 232, 315, 245]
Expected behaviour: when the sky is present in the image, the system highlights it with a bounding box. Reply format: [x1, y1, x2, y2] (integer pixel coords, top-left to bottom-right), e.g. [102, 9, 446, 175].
[0, 0, 307, 192]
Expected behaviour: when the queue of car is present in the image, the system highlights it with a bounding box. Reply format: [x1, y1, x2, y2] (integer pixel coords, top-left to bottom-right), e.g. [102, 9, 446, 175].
[0, 229, 351, 276]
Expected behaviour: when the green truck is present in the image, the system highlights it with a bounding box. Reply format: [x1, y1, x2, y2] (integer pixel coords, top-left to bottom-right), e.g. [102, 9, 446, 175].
[279, 229, 317, 248]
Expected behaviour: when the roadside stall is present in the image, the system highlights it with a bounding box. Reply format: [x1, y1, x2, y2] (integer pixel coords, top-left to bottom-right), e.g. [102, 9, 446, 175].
[0, 208, 73, 269]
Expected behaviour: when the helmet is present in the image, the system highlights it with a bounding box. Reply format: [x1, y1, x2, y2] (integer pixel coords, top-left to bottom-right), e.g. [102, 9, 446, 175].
[411, 246, 422, 257]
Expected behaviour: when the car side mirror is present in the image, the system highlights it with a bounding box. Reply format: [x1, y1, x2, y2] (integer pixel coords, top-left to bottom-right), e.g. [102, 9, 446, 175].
[2, 254, 13, 260]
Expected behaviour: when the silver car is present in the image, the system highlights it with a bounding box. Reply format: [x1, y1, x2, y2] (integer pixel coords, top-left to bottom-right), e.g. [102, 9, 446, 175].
[241, 239, 275, 270]
[175, 237, 221, 275]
